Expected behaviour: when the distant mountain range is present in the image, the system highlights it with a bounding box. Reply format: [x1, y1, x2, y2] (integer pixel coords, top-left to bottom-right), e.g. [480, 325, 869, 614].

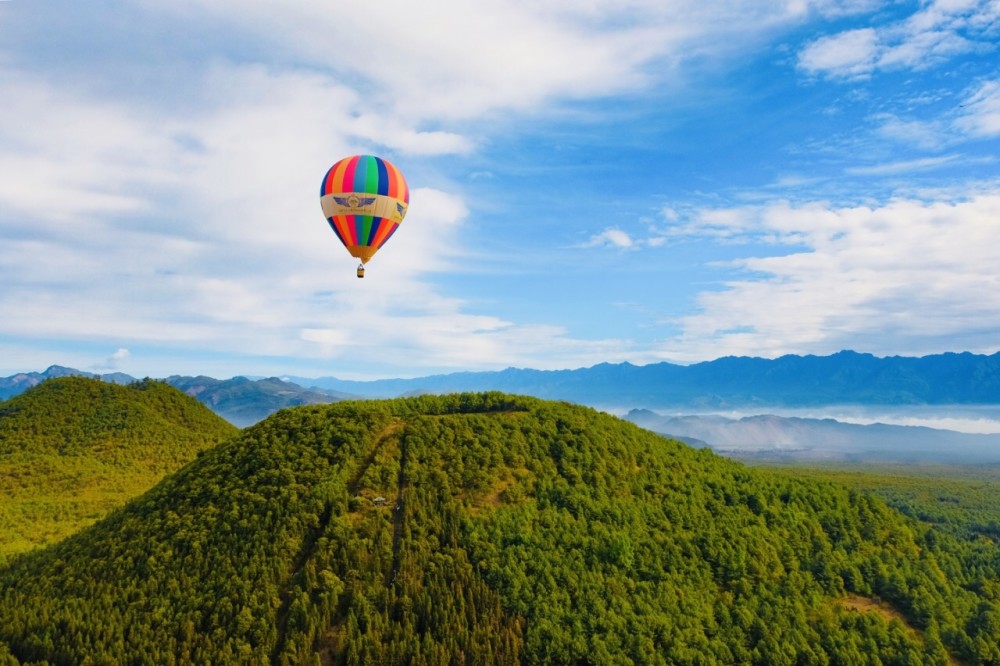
[161, 375, 356, 427]
[0, 366, 356, 427]
[4, 351, 1000, 461]
[7, 350, 1000, 412]
[0, 365, 135, 400]
[288, 349, 1000, 407]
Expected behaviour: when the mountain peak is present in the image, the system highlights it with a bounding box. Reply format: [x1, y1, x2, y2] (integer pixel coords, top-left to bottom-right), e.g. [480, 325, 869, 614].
[42, 364, 86, 378]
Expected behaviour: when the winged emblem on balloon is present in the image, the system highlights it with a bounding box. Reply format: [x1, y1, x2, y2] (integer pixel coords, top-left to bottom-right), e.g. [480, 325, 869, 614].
[332, 195, 377, 209]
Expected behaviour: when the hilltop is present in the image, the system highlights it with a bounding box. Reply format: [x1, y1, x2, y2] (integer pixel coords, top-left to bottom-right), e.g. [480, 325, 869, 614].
[0, 376, 238, 557]
[1, 393, 998, 663]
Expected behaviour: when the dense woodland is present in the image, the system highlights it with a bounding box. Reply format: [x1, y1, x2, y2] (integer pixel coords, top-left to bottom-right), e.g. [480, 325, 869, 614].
[0, 390, 999, 663]
[0, 377, 238, 559]
[761, 464, 1000, 545]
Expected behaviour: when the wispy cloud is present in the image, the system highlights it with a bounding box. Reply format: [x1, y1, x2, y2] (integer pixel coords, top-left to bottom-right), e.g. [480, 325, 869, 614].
[581, 227, 636, 249]
[798, 0, 999, 79]
[659, 194, 1000, 361]
[0, 67, 181, 225]
[90, 348, 130, 373]
[136, 0, 882, 121]
[955, 78, 1000, 137]
[845, 154, 961, 175]
[798, 28, 879, 80]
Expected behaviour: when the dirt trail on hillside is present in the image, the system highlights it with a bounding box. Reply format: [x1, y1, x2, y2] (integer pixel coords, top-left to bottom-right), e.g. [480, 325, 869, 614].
[274, 420, 403, 665]
[347, 420, 403, 495]
[386, 428, 407, 589]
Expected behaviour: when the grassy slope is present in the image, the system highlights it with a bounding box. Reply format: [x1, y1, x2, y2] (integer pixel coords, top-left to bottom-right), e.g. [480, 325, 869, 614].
[0, 377, 239, 559]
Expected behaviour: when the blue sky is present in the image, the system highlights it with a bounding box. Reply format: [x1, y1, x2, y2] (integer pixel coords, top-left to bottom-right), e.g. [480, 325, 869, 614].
[1, 0, 998, 380]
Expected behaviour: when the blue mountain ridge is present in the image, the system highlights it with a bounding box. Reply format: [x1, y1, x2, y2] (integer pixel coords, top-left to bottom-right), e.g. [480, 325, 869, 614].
[4, 351, 1000, 462]
[287, 350, 1000, 407]
[6, 350, 1000, 408]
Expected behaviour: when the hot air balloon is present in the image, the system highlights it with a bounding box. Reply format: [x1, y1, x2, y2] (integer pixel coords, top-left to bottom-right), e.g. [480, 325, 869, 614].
[319, 155, 409, 278]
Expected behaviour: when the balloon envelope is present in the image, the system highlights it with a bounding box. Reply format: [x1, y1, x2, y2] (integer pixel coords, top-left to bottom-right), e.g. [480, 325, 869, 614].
[319, 155, 409, 264]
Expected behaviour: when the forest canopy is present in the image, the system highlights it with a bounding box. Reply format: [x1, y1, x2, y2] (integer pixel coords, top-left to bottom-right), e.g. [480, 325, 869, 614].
[0, 392, 998, 664]
[0, 377, 238, 558]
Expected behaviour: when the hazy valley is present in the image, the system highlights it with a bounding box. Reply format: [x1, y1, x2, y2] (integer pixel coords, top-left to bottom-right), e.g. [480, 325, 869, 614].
[625, 410, 1000, 464]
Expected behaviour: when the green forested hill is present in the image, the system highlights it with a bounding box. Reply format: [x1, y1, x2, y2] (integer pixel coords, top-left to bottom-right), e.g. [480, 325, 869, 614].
[0, 377, 239, 558]
[1, 393, 998, 664]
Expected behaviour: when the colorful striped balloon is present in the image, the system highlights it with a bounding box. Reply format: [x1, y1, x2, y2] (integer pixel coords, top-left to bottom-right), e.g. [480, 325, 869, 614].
[319, 155, 410, 266]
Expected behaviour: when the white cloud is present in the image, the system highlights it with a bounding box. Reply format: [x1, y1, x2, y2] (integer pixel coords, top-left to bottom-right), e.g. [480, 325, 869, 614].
[91, 348, 130, 373]
[0, 52, 634, 378]
[0, 59, 479, 367]
[955, 79, 1000, 137]
[798, 28, 879, 79]
[582, 227, 635, 249]
[797, 0, 1000, 79]
[653, 207, 767, 243]
[872, 113, 950, 150]
[137, 0, 651, 121]
[298, 294, 635, 376]
[659, 194, 1000, 361]
[841, 79, 1000, 157]
[0, 67, 182, 225]
[136, 0, 874, 122]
